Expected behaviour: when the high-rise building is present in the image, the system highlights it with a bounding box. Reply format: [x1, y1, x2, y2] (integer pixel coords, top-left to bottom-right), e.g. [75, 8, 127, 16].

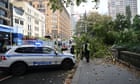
[31, 0, 72, 40]
[108, 0, 137, 19]
[19, 0, 72, 40]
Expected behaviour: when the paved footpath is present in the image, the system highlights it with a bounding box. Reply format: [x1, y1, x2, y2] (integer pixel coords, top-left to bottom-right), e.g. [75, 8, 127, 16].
[71, 58, 140, 84]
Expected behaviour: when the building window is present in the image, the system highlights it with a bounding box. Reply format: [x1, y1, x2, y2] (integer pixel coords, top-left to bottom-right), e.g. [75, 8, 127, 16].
[52, 25, 57, 29]
[39, 3, 45, 8]
[38, 9, 45, 13]
[27, 16, 31, 22]
[20, 20, 24, 25]
[35, 20, 39, 24]
[0, 10, 6, 16]
[28, 32, 31, 36]
[35, 26, 39, 31]
[28, 24, 31, 31]
[28, 25, 30, 30]
[3, 0, 8, 2]
[14, 7, 24, 15]
[0, 20, 4, 24]
[52, 15, 57, 19]
[52, 19, 57, 23]
[15, 19, 19, 24]
[27, 8, 31, 14]
[0, 2, 6, 7]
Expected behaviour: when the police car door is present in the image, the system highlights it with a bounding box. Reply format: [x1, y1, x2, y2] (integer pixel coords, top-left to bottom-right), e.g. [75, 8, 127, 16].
[31, 47, 54, 66]
[41, 47, 57, 65]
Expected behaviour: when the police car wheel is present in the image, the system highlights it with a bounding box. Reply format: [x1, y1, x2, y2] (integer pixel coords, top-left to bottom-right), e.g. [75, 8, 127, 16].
[61, 59, 74, 70]
[10, 62, 27, 75]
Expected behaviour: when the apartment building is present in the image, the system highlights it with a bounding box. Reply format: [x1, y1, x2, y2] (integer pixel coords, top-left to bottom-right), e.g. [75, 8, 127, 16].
[12, 1, 46, 39]
[12, 6, 24, 36]
[59, 8, 72, 40]
[26, 0, 72, 40]
[108, 0, 137, 19]
[0, 0, 12, 25]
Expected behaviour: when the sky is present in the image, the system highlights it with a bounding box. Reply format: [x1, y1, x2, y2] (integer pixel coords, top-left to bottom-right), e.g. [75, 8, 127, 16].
[73, 0, 140, 15]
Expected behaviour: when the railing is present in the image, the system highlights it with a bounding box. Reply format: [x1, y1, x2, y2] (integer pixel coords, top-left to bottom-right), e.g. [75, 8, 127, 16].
[120, 51, 140, 68]
[111, 48, 140, 68]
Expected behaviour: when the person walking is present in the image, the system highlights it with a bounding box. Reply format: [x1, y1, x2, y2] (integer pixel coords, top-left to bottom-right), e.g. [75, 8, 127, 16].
[84, 41, 90, 63]
[70, 45, 75, 54]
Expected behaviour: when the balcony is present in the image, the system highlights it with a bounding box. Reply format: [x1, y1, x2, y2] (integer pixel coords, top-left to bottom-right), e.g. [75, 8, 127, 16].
[0, 6, 9, 12]
[0, 15, 10, 21]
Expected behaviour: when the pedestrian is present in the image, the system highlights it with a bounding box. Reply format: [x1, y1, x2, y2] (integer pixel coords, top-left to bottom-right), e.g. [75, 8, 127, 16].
[84, 41, 90, 63]
[70, 45, 75, 54]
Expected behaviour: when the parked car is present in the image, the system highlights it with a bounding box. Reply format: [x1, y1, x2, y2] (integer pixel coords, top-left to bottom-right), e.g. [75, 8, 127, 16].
[0, 45, 76, 75]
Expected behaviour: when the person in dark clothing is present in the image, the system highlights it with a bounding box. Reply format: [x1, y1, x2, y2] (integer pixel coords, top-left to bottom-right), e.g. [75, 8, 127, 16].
[70, 45, 75, 54]
[84, 41, 90, 63]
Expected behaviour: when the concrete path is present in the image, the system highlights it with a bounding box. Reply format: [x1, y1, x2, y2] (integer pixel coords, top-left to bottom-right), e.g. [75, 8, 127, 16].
[71, 58, 140, 84]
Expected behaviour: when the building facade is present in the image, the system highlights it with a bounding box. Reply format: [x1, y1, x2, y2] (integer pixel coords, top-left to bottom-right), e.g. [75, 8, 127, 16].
[0, 0, 12, 25]
[108, 0, 137, 19]
[12, 1, 46, 39]
[59, 8, 72, 40]
[12, 6, 24, 35]
[0, 0, 13, 52]
[27, 0, 72, 40]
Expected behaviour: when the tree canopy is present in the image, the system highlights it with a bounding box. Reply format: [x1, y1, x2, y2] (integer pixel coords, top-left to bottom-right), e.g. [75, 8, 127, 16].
[74, 9, 140, 57]
[49, 0, 99, 11]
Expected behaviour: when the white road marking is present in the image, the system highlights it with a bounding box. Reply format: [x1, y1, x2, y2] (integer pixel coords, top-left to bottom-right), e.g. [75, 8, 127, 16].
[0, 75, 12, 82]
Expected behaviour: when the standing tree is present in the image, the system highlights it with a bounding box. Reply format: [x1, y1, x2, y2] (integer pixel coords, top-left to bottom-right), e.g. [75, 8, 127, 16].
[113, 14, 128, 31]
[132, 15, 140, 41]
[132, 15, 140, 31]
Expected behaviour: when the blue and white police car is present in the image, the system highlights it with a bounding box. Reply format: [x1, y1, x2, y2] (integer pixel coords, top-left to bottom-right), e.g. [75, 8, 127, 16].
[0, 45, 76, 75]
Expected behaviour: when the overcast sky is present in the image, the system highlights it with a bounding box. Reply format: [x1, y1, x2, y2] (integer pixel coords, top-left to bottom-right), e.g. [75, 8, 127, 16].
[73, 0, 140, 15]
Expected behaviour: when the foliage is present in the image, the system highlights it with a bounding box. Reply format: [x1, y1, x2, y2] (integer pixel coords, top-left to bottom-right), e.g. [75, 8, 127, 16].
[74, 12, 113, 58]
[73, 35, 85, 58]
[89, 38, 111, 58]
[128, 44, 140, 53]
[132, 15, 140, 31]
[113, 14, 129, 31]
[48, 0, 63, 12]
[103, 31, 118, 45]
[111, 14, 140, 53]
[45, 0, 140, 54]
[113, 28, 140, 53]
[74, 10, 140, 59]
[49, 0, 99, 12]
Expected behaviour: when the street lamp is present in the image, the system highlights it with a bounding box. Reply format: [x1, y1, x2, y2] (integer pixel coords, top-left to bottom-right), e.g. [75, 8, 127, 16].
[83, 11, 87, 33]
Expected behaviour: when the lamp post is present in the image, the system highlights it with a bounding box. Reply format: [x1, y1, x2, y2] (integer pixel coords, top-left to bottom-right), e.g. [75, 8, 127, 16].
[83, 10, 87, 33]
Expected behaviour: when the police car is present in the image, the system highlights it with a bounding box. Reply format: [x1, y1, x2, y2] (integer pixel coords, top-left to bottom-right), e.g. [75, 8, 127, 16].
[0, 45, 76, 75]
